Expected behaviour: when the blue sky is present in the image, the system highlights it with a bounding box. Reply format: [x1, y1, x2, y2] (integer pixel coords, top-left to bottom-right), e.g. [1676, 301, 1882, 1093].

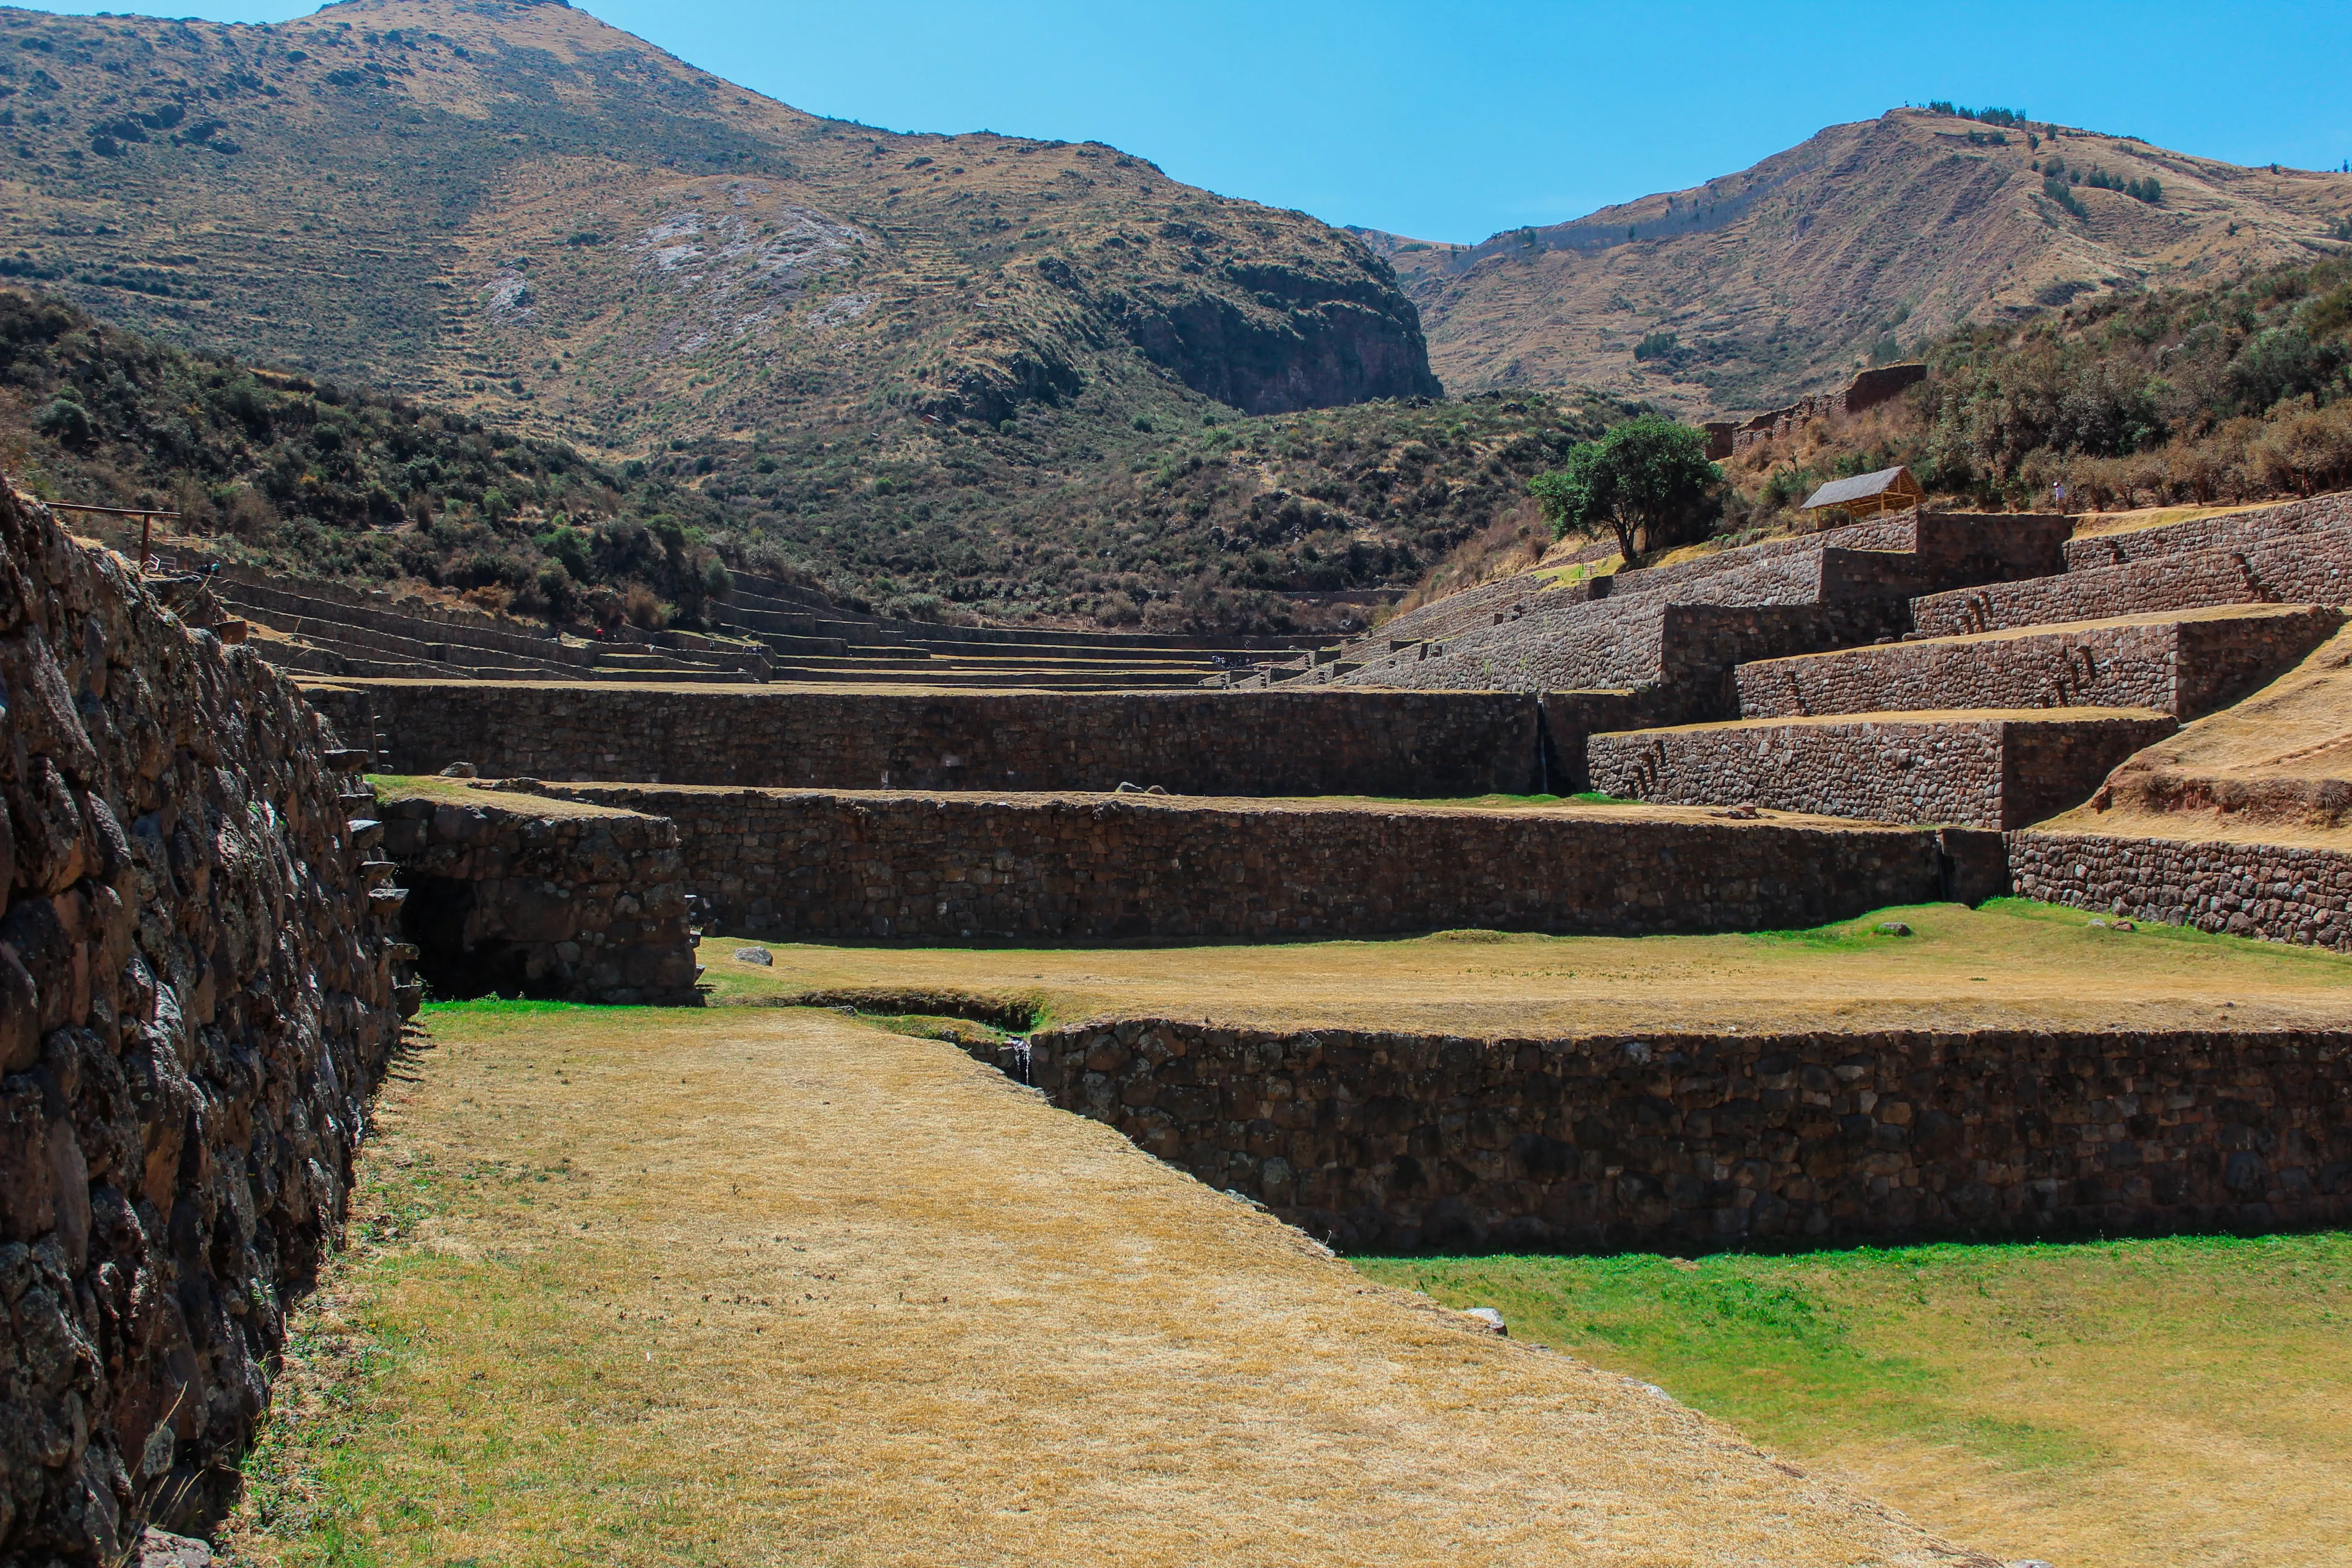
[31, 1, 2352, 241]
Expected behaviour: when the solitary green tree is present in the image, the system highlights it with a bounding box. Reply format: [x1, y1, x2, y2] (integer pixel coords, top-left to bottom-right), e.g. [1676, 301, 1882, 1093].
[1528, 416, 1721, 565]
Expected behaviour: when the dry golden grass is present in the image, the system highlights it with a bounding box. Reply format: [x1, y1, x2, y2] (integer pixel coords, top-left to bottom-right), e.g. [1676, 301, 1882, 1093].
[228, 1003, 1984, 1567]
[368, 774, 647, 820]
[2067, 499, 2282, 538]
[706, 898, 2352, 1036]
[2044, 624, 2352, 846]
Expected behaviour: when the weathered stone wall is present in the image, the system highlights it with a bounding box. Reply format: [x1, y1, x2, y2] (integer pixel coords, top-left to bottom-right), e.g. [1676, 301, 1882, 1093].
[1735, 609, 2342, 721]
[1588, 712, 2176, 830]
[1023, 1019, 2352, 1252]
[1336, 515, 2069, 701]
[303, 685, 1547, 797]
[512, 784, 1945, 942]
[378, 791, 700, 1005]
[2011, 830, 2352, 952]
[1, 490, 401, 1559]
[1914, 518, 2352, 638]
[2062, 492, 2352, 572]
[1727, 364, 1929, 454]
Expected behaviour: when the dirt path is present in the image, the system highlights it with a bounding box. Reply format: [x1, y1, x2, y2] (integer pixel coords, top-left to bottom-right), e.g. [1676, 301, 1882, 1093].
[235, 1004, 1990, 1567]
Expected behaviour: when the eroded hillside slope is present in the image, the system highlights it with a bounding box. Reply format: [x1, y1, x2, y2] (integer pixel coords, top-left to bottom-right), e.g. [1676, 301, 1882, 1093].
[1359, 109, 2352, 414]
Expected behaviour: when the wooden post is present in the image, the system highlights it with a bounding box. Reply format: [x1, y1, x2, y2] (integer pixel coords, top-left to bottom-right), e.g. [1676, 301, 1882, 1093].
[138, 511, 152, 571]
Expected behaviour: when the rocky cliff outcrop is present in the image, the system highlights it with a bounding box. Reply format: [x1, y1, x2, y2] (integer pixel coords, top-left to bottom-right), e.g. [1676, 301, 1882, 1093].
[0, 490, 402, 1560]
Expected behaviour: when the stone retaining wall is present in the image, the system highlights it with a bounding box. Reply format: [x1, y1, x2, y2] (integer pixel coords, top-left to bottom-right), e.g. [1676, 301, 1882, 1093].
[304, 686, 1548, 797]
[1915, 521, 2352, 637]
[378, 792, 700, 1004]
[2011, 830, 2352, 952]
[513, 784, 1945, 942]
[1022, 1019, 2352, 1252]
[1735, 609, 2342, 721]
[0, 490, 402, 1558]
[1588, 712, 2176, 830]
[2062, 493, 2352, 571]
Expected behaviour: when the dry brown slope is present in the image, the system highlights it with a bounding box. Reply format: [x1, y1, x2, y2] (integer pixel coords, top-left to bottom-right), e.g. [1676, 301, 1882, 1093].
[0, 0, 1436, 455]
[1357, 109, 2352, 416]
[230, 1000, 1999, 1566]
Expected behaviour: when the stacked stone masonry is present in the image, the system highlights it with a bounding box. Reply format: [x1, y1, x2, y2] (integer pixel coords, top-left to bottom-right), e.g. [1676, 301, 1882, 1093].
[1914, 497, 2352, 638]
[1734, 608, 2342, 722]
[1023, 1019, 2352, 1252]
[2061, 492, 2352, 571]
[0, 490, 402, 1560]
[2012, 831, 2352, 953]
[1588, 712, 2178, 831]
[379, 792, 701, 1005]
[1725, 364, 1929, 455]
[510, 784, 1948, 942]
[1332, 511, 2068, 704]
[304, 686, 1551, 797]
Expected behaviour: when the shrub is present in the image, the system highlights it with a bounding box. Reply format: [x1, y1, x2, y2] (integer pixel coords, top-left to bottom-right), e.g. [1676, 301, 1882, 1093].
[622, 583, 667, 629]
[32, 396, 91, 445]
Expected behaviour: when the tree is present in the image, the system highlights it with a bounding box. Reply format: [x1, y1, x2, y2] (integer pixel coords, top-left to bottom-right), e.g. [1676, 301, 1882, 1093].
[1529, 416, 1721, 564]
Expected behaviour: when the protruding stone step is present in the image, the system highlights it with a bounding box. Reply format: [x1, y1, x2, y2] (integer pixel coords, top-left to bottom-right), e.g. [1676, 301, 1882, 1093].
[1734, 605, 2342, 722]
[1588, 709, 2178, 830]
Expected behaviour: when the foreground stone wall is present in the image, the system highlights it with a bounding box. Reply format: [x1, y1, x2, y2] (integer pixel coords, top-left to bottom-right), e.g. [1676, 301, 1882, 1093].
[2012, 830, 2352, 952]
[1588, 712, 2176, 830]
[305, 685, 1546, 797]
[378, 791, 700, 1004]
[516, 784, 1945, 941]
[1, 490, 401, 1559]
[1024, 1019, 2352, 1252]
[1735, 608, 2342, 721]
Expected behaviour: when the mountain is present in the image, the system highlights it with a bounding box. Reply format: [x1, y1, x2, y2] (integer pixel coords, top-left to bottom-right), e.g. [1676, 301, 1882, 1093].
[0, 0, 1435, 435]
[0, 0, 1580, 628]
[1355, 108, 2352, 416]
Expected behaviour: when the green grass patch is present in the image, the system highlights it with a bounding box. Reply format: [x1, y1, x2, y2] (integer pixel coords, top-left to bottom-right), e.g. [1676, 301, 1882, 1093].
[1358, 1231, 2352, 1488]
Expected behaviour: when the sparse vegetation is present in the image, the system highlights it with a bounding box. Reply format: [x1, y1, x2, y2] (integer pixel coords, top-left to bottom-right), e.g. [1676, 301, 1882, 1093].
[0, 284, 1643, 634]
[0, 289, 743, 628]
[1720, 251, 2352, 526]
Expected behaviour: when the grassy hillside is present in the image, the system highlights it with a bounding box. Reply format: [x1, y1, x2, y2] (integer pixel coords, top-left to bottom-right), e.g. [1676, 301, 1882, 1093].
[1360, 107, 2352, 417]
[1715, 249, 2352, 526]
[2, 285, 1633, 632]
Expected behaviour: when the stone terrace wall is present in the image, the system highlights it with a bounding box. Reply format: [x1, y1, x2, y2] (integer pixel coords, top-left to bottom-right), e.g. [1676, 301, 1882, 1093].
[1915, 519, 2352, 638]
[1588, 713, 2176, 830]
[1023, 1019, 2351, 1252]
[305, 686, 1546, 797]
[1735, 609, 2342, 721]
[1, 490, 401, 1559]
[379, 792, 700, 1005]
[2063, 492, 2352, 572]
[1338, 516, 2068, 701]
[2012, 830, 2352, 952]
[518, 785, 1944, 941]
